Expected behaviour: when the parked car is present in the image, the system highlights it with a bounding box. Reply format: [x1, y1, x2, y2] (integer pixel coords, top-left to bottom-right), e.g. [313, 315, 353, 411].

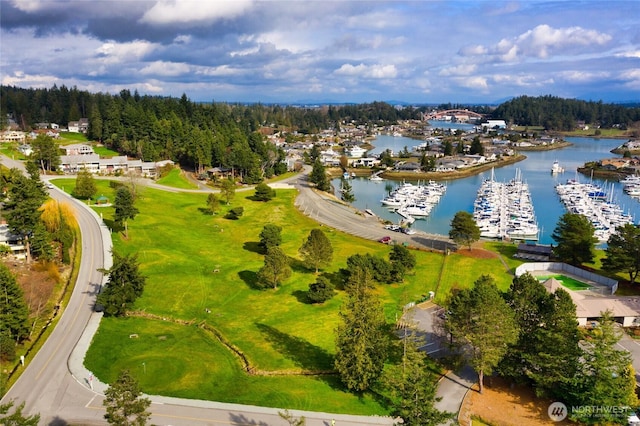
[378, 236, 392, 244]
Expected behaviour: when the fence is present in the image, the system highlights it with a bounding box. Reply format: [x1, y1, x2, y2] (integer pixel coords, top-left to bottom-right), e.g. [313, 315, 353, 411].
[515, 262, 618, 294]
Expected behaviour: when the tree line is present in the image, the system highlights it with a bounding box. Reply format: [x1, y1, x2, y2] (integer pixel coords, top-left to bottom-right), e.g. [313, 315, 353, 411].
[491, 95, 640, 131]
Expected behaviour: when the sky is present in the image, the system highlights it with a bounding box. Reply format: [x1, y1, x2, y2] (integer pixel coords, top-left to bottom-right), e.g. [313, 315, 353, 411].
[1, 0, 639, 105]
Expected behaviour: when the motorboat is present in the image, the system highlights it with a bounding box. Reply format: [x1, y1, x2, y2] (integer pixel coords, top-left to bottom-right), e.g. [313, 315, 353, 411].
[551, 160, 564, 174]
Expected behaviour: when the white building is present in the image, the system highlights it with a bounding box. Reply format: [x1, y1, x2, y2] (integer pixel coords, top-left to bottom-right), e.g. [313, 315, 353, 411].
[345, 145, 367, 158]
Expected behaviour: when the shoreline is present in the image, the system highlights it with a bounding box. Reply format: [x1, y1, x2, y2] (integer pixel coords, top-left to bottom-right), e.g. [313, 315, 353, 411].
[331, 154, 527, 182]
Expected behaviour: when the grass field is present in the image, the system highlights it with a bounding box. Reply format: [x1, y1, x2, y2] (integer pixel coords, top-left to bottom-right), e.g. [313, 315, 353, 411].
[92, 145, 120, 157]
[155, 167, 198, 189]
[53, 177, 520, 414]
[537, 274, 592, 290]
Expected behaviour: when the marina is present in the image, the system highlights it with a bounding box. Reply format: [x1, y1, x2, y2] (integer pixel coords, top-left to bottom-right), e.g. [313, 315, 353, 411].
[473, 169, 539, 241]
[555, 178, 634, 243]
[380, 180, 447, 223]
[333, 133, 640, 245]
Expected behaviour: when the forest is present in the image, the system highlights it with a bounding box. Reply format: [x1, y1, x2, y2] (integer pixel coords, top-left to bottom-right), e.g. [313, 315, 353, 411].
[2, 86, 640, 178]
[491, 95, 640, 131]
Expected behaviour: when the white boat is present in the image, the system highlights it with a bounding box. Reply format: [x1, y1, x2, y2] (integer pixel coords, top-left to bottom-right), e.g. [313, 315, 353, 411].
[551, 160, 564, 174]
[369, 174, 384, 181]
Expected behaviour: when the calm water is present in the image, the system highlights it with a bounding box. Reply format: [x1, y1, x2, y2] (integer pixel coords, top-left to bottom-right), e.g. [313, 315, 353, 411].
[334, 132, 639, 245]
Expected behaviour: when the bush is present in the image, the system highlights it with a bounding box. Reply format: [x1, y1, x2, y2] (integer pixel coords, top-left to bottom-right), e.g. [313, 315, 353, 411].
[253, 183, 276, 201]
[226, 207, 244, 220]
[307, 276, 335, 303]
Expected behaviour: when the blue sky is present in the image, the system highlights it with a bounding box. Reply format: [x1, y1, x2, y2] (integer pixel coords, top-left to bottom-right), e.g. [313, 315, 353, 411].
[1, 0, 639, 104]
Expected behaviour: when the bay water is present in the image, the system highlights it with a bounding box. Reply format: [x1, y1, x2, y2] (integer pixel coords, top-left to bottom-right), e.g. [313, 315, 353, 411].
[333, 129, 639, 245]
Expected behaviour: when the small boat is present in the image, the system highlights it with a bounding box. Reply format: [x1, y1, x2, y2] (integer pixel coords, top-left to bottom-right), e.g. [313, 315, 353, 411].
[343, 172, 350, 179]
[369, 174, 384, 181]
[551, 160, 564, 174]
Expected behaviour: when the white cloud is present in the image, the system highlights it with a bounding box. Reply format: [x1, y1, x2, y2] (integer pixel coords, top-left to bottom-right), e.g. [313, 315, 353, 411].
[195, 65, 244, 77]
[10, 0, 46, 12]
[140, 0, 254, 25]
[455, 76, 489, 91]
[1, 70, 58, 87]
[515, 24, 612, 58]
[620, 69, 640, 89]
[439, 64, 477, 77]
[492, 73, 553, 87]
[615, 50, 640, 59]
[334, 63, 397, 79]
[140, 61, 190, 77]
[557, 70, 610, 83]
[95, 40, 159, 65]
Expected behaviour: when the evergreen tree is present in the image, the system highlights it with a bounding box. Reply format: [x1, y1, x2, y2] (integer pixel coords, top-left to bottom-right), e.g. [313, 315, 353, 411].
[0, 401, 40, 426]
[0, 264, 30, 345]
[253, 183, 275, 201]
[206, 193, 220, 215]
[383, 332, 453, 425]
[4, 172, 47, 262]
[388, 244, 416, 282]
[602, 224, 640, 284]
[114, 186, 139, 238]
[340, 178, 355, 203]
[29, 221, 54, 261]
[334, 268, 388, 391]
[500, 273, 580, 398]
[446, 275, 518, 393]
[552, 212, 598, 265]
[307, 275, 335, 303]
[309, 159, 330, 192]
[299, 229, 333, 274]
[449, 211, 480, 251]
[568, 312, 638, 423]
[97, 252, 146, 317]
[259, 224, 282, 253]
[256, 246, 291, 289]
[220, 177, 236, 205]
[470, 136, 484, 155]
[103, 370, 151, 426]
[73, 168, 97, 199]
[29, 133, 60, 173]
[443, 140, 453, 156]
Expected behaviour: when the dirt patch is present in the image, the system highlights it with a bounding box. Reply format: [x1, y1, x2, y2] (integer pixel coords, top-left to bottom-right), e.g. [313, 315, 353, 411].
[468, 377, 574, 426]
[455, 247, 498, 259]
[4, 261, 60, 319]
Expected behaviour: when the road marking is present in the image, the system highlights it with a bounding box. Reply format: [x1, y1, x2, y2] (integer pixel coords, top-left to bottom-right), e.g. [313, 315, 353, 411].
[37, 211, 97, 380]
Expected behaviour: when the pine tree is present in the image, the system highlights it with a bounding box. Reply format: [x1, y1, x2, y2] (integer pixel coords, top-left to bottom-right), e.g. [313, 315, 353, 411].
[114, 187, 139, 238]
[0, 264, 30, 344]
[334, 268, 388, 391]
[73, 168, 97, 199]
[383, 332, 453, 425]
[449, 211, 480, 251]
[299, 229, 333, 274]
[103, 370, 151, 426]
[259, 224, 282, 253]
[256, 246, 291, 289]
[446, 275, 518, 393]
[97, 252, 146, 317]
[340, 178, 355, 203]
[309, 159, 330, 192]
[602, 223, 640, 284]
[552, 212, 598, 265]
[4, 172, 47, 262]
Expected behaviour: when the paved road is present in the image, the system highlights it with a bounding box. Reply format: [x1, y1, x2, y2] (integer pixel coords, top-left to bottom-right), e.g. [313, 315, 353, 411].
[0, 164, 401, 425]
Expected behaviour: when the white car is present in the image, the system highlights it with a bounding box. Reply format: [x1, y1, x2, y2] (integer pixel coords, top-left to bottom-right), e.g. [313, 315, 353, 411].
[46, 182, 54, 189]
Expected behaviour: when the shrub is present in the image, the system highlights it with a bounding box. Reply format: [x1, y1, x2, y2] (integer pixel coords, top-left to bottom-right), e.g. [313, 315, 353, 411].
[226, 207, 244, 220]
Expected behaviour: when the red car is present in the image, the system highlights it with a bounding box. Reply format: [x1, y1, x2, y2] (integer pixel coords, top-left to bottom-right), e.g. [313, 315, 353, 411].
[378, 236, 392, 244]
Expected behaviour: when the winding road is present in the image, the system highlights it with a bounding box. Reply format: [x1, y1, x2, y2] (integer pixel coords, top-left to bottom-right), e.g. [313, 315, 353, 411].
[3, 164, 435, 425]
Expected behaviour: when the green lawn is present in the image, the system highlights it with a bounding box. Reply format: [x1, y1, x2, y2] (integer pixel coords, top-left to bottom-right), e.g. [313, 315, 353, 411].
[537, 274, 592, 290]
[92, 145, 120, 157]
[52, 178, 519, 414]
[155, 167, 198, 189]
[58, 132, 89, 143]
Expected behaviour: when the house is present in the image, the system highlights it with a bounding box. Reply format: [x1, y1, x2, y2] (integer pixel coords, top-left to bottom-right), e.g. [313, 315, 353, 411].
[62, 143, 94, 156]
[351, 157, 380, 167]
[0, 223, 26, 260]
[67, 118, 88, 133]
[17, 144, 33, 156]
[482, 120, 507, 130]
[0, 130, 26, 142]
[345, 145, 367, 158]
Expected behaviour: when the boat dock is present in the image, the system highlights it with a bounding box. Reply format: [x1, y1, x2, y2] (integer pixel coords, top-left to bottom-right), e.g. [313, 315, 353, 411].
[555, 179, 634, 242]
[473, 169, 540, 241]
[380, 181, 447, 223]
